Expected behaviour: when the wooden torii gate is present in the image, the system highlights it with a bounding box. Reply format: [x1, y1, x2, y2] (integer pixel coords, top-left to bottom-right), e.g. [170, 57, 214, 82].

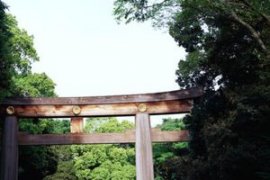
[0, 88, 202, 180]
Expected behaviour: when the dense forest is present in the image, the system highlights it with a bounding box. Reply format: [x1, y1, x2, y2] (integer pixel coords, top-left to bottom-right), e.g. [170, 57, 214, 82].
[1, 0, 270, 179]
[113, 0, 270, 179]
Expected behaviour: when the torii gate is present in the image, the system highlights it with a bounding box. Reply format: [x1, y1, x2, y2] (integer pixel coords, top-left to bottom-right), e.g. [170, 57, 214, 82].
[0, 88, 203, 180]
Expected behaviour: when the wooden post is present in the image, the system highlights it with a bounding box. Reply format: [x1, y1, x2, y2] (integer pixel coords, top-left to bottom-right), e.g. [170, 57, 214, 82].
[70, 117, 83, 133]
[135, 113, 154, 180]
[1, 116, 18, 180]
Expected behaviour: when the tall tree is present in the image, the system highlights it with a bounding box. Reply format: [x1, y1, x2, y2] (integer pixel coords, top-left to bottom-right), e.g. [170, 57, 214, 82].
[0, 10, 39, 100]
[0, 3, 59, 179]
[0, 1, 13, 100]
[113, 0, 270, 179]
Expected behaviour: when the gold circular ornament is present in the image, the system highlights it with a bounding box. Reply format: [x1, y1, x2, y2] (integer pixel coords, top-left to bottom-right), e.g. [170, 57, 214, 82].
[6, 106, 15, 115]
[72, 106, 81, 115]
[138, 103, 147, 112]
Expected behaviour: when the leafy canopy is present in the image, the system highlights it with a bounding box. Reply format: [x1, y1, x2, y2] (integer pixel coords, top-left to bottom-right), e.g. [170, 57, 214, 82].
[45, 118, 136, 180]
[113, 0, 270, 179]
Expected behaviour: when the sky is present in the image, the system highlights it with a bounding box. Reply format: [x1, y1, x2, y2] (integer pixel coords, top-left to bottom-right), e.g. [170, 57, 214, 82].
[4, 0, 187, 124]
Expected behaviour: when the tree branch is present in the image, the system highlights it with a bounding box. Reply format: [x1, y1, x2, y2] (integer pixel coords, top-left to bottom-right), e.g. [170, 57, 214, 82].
[143, 0, 170, 9]
[230, 11, 268, 53]
[240, 0, 270, 27]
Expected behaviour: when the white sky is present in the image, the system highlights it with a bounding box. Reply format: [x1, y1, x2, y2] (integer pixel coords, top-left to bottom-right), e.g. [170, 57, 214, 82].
[5, 0, 187, 124]
[5, 0, 186, 97]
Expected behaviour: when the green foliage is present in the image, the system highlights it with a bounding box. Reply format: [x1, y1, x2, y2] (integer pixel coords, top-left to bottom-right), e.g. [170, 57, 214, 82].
[0, 4, 59, 179]
[12, 73, 56, 97]
[171, 1, 270, 179]
[157, 117, 186, 131]
[18, 119, 70, 180]
[84, 117, 134, 133]
[72, 118, 136, 179]
[153, 118, 188, 180]
[0, 12, 39, 100]
[5, 14, 39, 75]
[19, 146, 58, 180]
[45, 118, 136, 180]
[13, 71, 59, 179]
[114, 0, 270, 179]
[19, 119, 70, 134]
[72, 145, 135, 180]
[0, 1, 12, 100]
[174, 1, 270, 179]
[0, 9, 53, 100]
[113, 0, 179, 27]
[43, 161, 76, 180]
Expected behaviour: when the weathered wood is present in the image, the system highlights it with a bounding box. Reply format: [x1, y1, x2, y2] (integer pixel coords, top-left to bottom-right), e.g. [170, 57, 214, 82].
[152, 129, 189, 142]
[18, 129, 189, 145]
[0, 88, 202, 179]
[71, 117, 83, 133]
[1, 88, 203, 105]
[1, 116, 18, 180]
[136, 113, 154, 180]
[3, 100, 192, 118]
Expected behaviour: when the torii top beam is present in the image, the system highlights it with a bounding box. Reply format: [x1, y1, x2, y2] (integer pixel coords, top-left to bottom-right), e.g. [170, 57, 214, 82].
[0, 88, 203, 118]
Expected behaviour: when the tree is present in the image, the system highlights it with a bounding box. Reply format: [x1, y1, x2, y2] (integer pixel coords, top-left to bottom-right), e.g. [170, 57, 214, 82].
[73, 118, 135, 180]
[0, 11, 39, 100]
[153, 118, 188, 180]
[0, 1, 15, 100]
[18, 117, 71, 180]
[84, 117, 134, 133]
[16, 75, 59, 180]
[72, 144, 135, 180]
[113, 0, 270, 179]
[45, 118, 136, 180]
[11, 62, 58, 180]
[0, 5, 60, 179]
[171, 1, 270, 179]
[12, 72, 56, 97]
[17, 75, 59, 180]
